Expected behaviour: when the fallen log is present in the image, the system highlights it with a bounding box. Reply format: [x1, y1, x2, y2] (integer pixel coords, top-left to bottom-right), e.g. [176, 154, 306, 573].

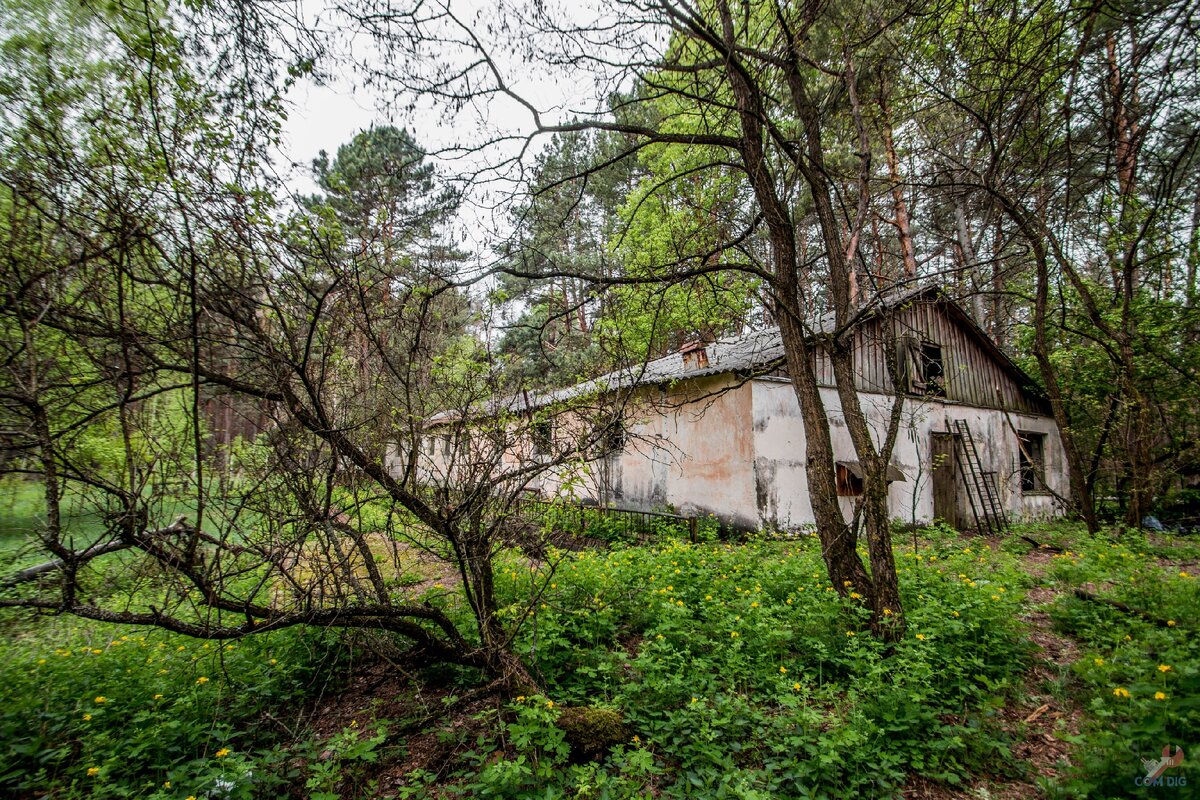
[1072, 588, 1176, 628]
[1020, 535, 1064, 553]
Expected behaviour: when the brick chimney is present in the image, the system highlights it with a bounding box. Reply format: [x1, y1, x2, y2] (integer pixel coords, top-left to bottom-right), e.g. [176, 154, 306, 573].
[680, 340, 709, 371]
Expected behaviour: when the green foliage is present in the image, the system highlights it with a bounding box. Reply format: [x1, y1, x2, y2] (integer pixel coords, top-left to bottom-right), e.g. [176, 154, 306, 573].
[1033, 530, 1199, 797]
[0, 618, 347, 798]
[470, 534, 1029, 797]
[302, 720, 389, 800]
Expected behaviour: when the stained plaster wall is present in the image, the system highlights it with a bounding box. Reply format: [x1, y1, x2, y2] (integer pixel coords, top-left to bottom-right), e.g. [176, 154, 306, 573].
[586, 375, 759, 530]
[748, 378, 1068, 531]
[410, 370, 1067, 534]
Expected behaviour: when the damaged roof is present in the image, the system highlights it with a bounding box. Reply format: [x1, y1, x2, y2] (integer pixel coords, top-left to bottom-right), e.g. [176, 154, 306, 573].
[430, 281, 1047, 423]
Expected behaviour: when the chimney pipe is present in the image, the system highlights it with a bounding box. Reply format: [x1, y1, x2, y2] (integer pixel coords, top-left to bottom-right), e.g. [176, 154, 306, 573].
[680, 340, 709, 371]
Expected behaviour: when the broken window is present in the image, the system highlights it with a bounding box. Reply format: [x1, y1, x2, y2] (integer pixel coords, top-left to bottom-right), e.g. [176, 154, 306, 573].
[604, 421, 626, 454]
[532, 419, 554, 456]
[836, 463, 864, 497]
[919, 343, 945, 397]
[1018, 431, 1046, 492]
[836, 460, 907, 497]
[898, 338, 946, 397]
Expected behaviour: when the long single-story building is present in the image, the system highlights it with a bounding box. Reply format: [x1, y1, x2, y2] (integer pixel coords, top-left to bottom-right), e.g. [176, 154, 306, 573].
[511, 284, 1068, 533]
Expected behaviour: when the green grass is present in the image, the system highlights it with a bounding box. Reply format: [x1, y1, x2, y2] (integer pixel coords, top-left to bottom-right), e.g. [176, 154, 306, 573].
[0, 616, 348, 799]
[4, 502, 1197, 799]
[1031, 529, 1199, 798]
[408, 534, 1034, 798]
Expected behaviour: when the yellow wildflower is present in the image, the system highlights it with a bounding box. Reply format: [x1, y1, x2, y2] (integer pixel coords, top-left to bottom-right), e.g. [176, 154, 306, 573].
[1113, 687, 1130, 698]
[1167, 620, 1176, 627]
[196, 676, 209, 685]
[546, 700, 555, 709]
[1093, 658, 1104, 666]
[94, 696, 107, 704]
[82, 713, 92, 721]
[87, 767, 100, 777]
[1158, 664, 1172, 673]
[792, 682, 801, 691]
[516, 695, 526, 702]
[730, 631, 739, 638]
[882, 608, 892, 616]
[779, 666, 788, 674]
[846, 631, 855, 637]
[1155, 692, 1167, 701]
[916, 633, 926, 641]
[215, 748, 231, 758]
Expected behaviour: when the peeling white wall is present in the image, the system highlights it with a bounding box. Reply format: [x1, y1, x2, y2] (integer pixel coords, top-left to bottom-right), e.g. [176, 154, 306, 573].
[602, 376, 1069, 532]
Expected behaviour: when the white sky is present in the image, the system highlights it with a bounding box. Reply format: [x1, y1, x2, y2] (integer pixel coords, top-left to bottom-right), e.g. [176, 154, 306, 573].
[275, 0, 631, 263]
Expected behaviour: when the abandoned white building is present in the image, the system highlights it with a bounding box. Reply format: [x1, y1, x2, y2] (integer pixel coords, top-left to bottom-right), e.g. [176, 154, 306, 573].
[418, 284, 1069, 534]
[549, 284, 1069, 533]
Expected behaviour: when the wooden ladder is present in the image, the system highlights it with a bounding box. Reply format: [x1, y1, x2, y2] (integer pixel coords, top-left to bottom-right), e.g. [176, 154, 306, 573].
[952, 419, 1008, 535]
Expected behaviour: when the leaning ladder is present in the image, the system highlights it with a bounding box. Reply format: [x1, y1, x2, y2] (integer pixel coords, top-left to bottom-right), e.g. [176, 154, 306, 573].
[952, 419, 1008, 535]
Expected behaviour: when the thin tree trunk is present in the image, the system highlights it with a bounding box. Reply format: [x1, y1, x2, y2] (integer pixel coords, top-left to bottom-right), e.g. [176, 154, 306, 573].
[879, 90, 917, 279]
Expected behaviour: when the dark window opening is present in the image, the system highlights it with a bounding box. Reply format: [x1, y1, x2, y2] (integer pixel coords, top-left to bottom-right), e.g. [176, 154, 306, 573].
[604, 422, 626, 454]
[836, 463, 864, 497]
[1018, 431, 1046, 492]
[836, 460, 907, 496]
[919, 343, 945, 397]
[533, 420, 553, 456]
[900, 338, 946, 397]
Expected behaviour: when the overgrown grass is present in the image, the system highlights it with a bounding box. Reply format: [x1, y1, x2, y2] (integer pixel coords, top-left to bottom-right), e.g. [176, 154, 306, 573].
[0, 616, 349, 799]
[6, 508, 1195, 799]
[389, 533, 1033, 798]
[1025, 528, 1199, 797]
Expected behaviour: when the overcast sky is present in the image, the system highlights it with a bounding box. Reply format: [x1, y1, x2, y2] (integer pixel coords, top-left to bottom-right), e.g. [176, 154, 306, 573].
[274, 0, 628, 261]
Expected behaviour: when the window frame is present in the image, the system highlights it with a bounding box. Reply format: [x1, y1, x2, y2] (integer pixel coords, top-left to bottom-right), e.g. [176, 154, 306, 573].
[532, 419, 554, 457]
[1017, 431, 1048, 494]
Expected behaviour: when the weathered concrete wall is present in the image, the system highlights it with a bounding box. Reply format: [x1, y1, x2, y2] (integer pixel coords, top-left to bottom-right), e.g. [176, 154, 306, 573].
[662, 375, 758, 530]
[747, 378, 1068, 531]
[587, 375, 759, 530]
[408, 367, 1068, 535]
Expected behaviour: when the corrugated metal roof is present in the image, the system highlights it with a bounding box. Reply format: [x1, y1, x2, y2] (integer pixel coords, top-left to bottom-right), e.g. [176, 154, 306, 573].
[429, 281, 1043, 423]
[555, 281, 935, 393]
